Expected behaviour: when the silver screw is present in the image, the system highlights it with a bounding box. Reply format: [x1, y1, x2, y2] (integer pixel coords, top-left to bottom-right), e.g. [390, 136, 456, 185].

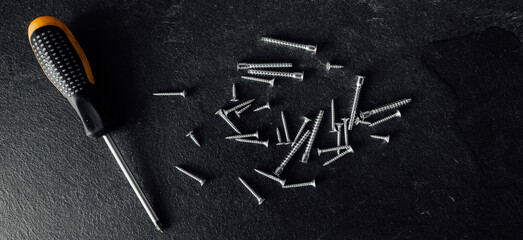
[292, 116, 311, 147]
[224, 99, 255, 115]
[280, 111, 292, 143]
[231, 83, 239, 102]
[330, 99, 336, 132]
[274, 130, 311, 176]
[240, 76, 275, 87]
[275, 127, 284, 145]
[360, 98, 412, 120]
[253, 102, 271, 112]
[369, 110, 401, 127]
[235, 138, 269, 148]
[301, 110, 324, 164]
[317, 145, 351, 156]
[326, 62, 344, 71]
[237, 62, 292, 70]
[175, 166, 206, 186]
[355, 117, 371, 126]
[254, 169, 286, 186]
[247, 69, 303, 81]
[348, 75, 365, 130]
[341, 117, 350, 147]
[153, 90, 186, 98]
[234, 104, 251, 118]
[225, 131, 259, 140]
[335, 123, 343, 154]
[370, 134, 390, 143]
[282, 179, 316, 188]
[238, 177, 265, 205]
[186, 130, 201, 147]
[215, 109, 242, 134]
[261, 37, 317, 54]
[322, 148, 354, 167]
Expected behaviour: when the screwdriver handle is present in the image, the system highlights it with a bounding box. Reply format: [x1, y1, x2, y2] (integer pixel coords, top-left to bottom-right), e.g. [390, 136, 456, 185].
[28, 16, 106, 138]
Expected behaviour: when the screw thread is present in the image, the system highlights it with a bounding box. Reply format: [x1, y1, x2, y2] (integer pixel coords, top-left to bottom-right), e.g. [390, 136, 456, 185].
[231, 83, 238, 101]
[369, 110, 401, 127]
[348, 76, 365, 130]
[235, 138, 268, 147]
[175, 166, 205, 185]
[283, 180, 315, 188]
[153, 91, 185, 96]
[301, 110, 324, 163]
[330, 99, 336, 131]
[336, 124, 342, 154]
[216, 110, 241, 134]
[225, 132, 258, 140]
[253, 102, 270, 112]
[189, 135, 201, 147]
[318, 145, 351, 155]
[281, 112, 291, 143]
[323, 149, 352, 166]
[238, 177, 264, 204]
[361, 98, 412, 119]
[276, 127, 283, 143]
[292, 117, 310, 146]
[238, 62, 292, 70]
[275, 130, 311, 176]
[235, 104, 251, 116]
[247, 70, 303, 80]
[224, 99, 255, 114]
[261, 37, 317, 53]
[240, 76, 274, 86]
[254, 169, 285, 185]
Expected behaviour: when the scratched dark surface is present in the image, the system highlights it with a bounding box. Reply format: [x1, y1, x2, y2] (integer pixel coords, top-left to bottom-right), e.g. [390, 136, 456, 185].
[1, 0, 522, 239]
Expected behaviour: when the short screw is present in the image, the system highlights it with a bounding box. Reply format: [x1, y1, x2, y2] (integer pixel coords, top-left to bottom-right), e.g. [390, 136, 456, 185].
[370, 134, 390, 143]
[322, 148, 354, 167]
[292, 116, 311, 147]
[253, 102, 271, 112]
[282, 179, 316, 188]
[247, 69, 304, 81]
[330, 99, 336, 132]
[326, 62, 344, 71]
[341, 117, 350, 147]
[317, 145, 351, 156]
[215, 109, 242, 134]
[230, 83, 239, 102]
[275, 130, 311, 176]
[240, 76, 275, 87]
[254, 169, 286, 186]
[235, 138, 269, 148]
[360, 98, 412, 120]
[261, 37, 317, 54]
[348, 75, 365, 130]
[186, 130, 201, 147]
[234, 104, 251, 118]
[275, 127, 284, 145]
[153, 90, 186, 98]
[175, 166, 206, 186]
[225, 131, 259, 140]
[335, 123, 343, 154]
[369, 110, 401, 127]
[237, 62, 292, 70]
[355, 117, 371, 126]
[301, 110, 324, 164]
[224, 99, 255, 115]
[238, 177, 265, 205]
[280, 111, 292, 143]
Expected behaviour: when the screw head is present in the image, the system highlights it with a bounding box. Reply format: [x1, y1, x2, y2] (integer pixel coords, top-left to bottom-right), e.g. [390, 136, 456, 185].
[186, 130, 194, 137]
[300, 116, 311, 123]
[257, 198, 265, 205]
[180, 90, 187, 98]
[317, 148, 322, 156]
[262, 140, 269, 148]
[254, 130, 259, 139]
[310, 179, 316, 188]
[394, 110, 402, 118]
[268, 78, 275, 87]
[326, 62, 331, 71]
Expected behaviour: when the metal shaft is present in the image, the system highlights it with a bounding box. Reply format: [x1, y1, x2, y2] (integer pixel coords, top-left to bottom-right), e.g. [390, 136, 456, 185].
[102, 134, 163, 232]
[348, 75, 365, 130]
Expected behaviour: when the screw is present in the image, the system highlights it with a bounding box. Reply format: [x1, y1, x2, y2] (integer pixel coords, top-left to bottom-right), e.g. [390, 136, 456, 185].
[330, 99, 336, 132]
[275, 127, 284, 145]
[360, 98, 412, 120]
[335, 123, 343, 154]
[317, 145, 351, 156]
[370, 134, 390, 143]
[235, 138, 269, 148]
[260, 37, 317, 54]
[225, 131, 259, 140]
[215, 109, 241, 134]
[341, 117, 350, 147]
[274, 130, 311, 176]
[231, 83, 239, 102]
[186, 130, 201, 147]
[291, 116, 311, 147]
[253, 102, 271, 112]
[234, 104, 251, 118]
[348, 75, 365, 130]
[326, 62, 344, 71]
[282, 179, 316, 188]
[281, 111, 292, 143]
[238, 177, 265, 205]
[301, 110, 324, 164]
[224, 99, 255, 115]
[247, 69, 304, 81]
[240, 76, 275, 87]
[175, 166, 206, 186]
[355, 117, 371, 126]
[153, 90, 186, 98]
[237, 62, 292, 70]
[254, 169, 286, 186]
[369, 110, 401, 127]
[322, 148, 354, 167]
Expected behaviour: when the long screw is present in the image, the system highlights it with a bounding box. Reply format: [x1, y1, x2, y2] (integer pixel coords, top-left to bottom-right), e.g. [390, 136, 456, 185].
[247, 69, 304, 81]
[281, 111, 292, 143]
[240, 76, 275, 87]
[274, 130, 311, 176]
[254, 169, 286, 186]
[317, 145, 351, 156]
[341, 117, 350, 147]
[330, 99, 336, 132]
[215, 109, 242, 134]
[153, 90, 186, 98]
[301, 110, 324, 164]
[175, 166, 206, 186]
[253, 102, 271, 112]
[260, 37, 317, 54]
[335, 123, 343, 154]
[370, 134, 390, 143]
[326, 62, 344, 72]
[323, 149, 353, 167]
[235, 104, 251, 118]
[224, 99, 255, 115]
[230, 83, 239, 102]
[225, 131, 259, 140]
[360, 98, 412, 120]
[235, 138, 269, 148]
[282, 179, 316, 188]
[237, 62, 292, 70]
[292, 116, 311, 147]
[238, 177, 265, 205]
[369, 110, 401, 127]
[348, 75, 365, 130]
[186, 130, 201, 147]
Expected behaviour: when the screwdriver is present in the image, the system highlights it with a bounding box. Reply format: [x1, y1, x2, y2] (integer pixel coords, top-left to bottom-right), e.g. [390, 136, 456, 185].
[27, 16, 163, 232]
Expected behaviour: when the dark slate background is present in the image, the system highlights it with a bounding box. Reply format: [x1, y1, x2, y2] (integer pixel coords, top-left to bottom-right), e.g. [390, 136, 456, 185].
[1, 0, 522, 239]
